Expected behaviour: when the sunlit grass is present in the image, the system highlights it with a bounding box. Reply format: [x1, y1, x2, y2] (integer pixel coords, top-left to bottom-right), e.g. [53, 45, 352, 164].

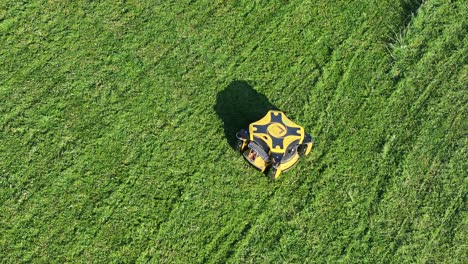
[0, 0, 466, 262]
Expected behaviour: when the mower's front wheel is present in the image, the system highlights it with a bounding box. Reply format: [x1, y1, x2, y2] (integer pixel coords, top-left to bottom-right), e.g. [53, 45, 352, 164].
[235, 139, 245, 152]
[268, 166, 280, 180]
[298, 144, 307, 157]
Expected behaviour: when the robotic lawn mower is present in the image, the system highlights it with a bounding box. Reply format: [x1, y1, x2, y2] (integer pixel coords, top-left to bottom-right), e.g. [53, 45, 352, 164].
[236, 110, 313, 179]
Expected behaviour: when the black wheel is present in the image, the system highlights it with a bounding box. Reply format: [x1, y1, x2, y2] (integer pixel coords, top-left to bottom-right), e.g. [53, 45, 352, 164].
[298, 144, 307, 157]
[235, 139, 244, 152]
[268, 166, 278, 180]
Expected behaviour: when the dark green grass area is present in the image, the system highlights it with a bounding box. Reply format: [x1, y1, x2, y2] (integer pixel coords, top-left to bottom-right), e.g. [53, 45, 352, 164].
[1, 0, 466, 262]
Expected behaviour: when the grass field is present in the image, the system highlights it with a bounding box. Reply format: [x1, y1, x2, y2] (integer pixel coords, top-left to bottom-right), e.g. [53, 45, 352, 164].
[1, 0, 467, 262]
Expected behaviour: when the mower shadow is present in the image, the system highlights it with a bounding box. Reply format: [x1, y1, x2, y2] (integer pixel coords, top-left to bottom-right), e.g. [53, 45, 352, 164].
[214, 80, 277, 149]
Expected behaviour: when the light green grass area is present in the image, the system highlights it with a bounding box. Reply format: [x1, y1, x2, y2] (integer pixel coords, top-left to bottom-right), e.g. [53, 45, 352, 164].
[1, 0, 466, 262]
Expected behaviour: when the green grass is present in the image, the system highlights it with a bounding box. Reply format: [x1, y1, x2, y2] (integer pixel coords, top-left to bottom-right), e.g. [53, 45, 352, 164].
[1, 0, 466, 262]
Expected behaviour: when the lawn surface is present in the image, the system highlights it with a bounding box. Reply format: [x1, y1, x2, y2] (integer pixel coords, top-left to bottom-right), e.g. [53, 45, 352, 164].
[1, 0, 467, 262]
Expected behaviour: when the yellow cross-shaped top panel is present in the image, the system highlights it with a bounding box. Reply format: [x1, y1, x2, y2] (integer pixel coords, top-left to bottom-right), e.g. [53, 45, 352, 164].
[249, 110, 304, 154]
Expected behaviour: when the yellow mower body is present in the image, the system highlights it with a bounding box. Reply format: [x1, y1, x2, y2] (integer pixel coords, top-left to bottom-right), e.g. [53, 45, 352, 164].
[236, 110, 313, 179]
